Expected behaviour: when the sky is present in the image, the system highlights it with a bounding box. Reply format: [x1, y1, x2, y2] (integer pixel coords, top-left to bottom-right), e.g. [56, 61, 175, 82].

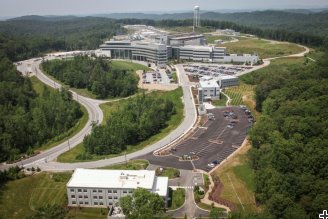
[1, 0, 328, 17]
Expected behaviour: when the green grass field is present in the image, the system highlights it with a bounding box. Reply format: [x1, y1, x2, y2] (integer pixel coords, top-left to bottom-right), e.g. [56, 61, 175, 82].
[205, 35, 234, 44]
[212, 94, 228, 107]
[57, 88, 184, 163]
[156, 167, 180, 179]
[98, 160, 149, 170]
[224, 37, 304, 59]
[212, 143, 259, 213]
[224, 83, 255, 106]
[30, 76, 89, 152]
[168, 188, 185, 210]
[164, 26, 215, 34]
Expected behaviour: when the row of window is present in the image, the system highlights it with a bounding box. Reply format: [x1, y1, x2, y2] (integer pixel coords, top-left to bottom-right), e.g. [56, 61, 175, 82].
[70, 188, 133, 194]
[71, 195, 120, 200]
[71, 201, 112, 206]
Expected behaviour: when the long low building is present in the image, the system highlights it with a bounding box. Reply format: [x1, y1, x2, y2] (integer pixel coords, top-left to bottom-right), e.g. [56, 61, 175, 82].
[97, 39, 259, 67]
[67, 169, 169, 208]
[99, 40, 167, 67]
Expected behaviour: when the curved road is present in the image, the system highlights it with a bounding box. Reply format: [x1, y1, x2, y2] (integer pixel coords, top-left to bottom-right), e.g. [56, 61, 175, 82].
[0, 55, 197, 171]
[1, 40, 309, 171]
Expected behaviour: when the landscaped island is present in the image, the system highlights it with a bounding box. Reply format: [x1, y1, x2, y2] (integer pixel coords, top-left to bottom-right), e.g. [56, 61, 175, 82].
[42, 56, 142, 99]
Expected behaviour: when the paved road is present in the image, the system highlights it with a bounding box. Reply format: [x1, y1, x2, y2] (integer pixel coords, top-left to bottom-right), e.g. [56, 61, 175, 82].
[0, 57, 104, 171]
[2, 60, 197, 171]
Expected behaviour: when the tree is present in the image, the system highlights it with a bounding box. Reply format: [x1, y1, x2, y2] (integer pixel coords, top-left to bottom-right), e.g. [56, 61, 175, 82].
[119, 188, 166, 219]
[25, 205, 68, 219]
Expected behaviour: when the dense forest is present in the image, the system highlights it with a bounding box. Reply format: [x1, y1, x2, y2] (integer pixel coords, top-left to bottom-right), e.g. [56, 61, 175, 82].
[84, 93, 176, 155]
[0, 56, 83, 161]
[102, 10, 328, 37]
[241, 45, 328, 218]
[42, 56, 138, 99]
[0, 17, 125, 62]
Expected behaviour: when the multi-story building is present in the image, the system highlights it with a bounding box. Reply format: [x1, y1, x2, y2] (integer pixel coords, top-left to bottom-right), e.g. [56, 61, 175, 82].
[198, 80, 220, 103]
[219, 75, 239, 88]
[66, 169, 169, 208]
[179, 45, 226, 62]
[99, 40, 167, 67]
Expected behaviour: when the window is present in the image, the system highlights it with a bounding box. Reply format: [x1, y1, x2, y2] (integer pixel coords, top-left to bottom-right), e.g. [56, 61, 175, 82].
[93, 196, 97, 199]
[108, 190, 112, 193]
[108, 196, 112, 199]
[70, 189, 74, 192]
[72, 201, 76, 204]
[79, 201, 83, 205]
[129, 190, 133, 194]
[114, 196, 118, 200]
[83, 189, 87, 192]
[99, 202, 103, 205]
[123, 190, 127, 194]
[93, 189, 97, 193]
[78, 189, 82, 192]
[85, 202, 89, 205]
[78, 195, 82, 198]
[108, 202, 113, 205]
[113, 190, 117, 193]
[99, 196, 103, 199]
[94, 202, 98, 205]
[71, 195, 76, 198]
[84, 195, 88, 199]
[98, 189, 102, 193]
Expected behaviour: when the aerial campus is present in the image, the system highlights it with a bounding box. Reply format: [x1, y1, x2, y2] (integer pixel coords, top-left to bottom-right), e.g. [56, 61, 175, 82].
[0, 1, 327, 219]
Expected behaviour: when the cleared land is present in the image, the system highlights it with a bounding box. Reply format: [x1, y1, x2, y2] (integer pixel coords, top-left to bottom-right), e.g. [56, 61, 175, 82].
[205, 35, 234, 44]
[57, 88, 184, 163]
[211, 142, 259, 213]
[224, 37, 304, 59]
[30, 76, 88, 152]
[156, 167, 180, 179]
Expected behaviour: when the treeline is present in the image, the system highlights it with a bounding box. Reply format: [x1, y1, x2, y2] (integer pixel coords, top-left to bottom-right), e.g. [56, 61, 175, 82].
[247, 48, 328, 218]
[118, 18, 326, 47]
[0, 57, 83, 161]
[84, 93, 176, 155]
[0, 17, 125, 62]
[42, 56, 138, 99]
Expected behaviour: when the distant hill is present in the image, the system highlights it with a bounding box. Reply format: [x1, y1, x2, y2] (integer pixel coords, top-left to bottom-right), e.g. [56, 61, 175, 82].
[9, 15, 78, 22]
[95, 10, 328, 37]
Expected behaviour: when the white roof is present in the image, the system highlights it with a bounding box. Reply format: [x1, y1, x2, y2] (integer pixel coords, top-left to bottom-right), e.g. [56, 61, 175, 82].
[152, 177, 169, 197]
[67, 169, 156, 190]
[220, 75, 238, 80]
[199, 80, 219, 88]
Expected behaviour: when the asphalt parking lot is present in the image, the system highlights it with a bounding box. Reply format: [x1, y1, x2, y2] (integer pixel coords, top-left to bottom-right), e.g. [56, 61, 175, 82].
[184, 64, 253, 78]
[142, 70, 173, 84]
[139, 106, 252, 172]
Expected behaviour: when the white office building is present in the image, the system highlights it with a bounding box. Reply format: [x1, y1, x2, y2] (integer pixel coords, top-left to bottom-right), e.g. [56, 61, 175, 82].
[67, 169, 169, 208]
[198, 80, 220, 103]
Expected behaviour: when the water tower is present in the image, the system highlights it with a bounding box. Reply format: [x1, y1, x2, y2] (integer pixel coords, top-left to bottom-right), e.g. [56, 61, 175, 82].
[193, 6, 200, 32]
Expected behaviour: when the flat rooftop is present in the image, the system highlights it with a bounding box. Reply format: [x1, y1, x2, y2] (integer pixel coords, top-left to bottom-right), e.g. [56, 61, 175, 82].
[199, 80, 219, 88]
[220, 75, 238, 80]
[67, 169, 156, 190]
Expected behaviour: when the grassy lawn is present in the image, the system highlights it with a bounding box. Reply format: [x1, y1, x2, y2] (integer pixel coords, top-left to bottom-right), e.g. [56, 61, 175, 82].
[98, 160, 149, 170]
[0, 172, 110, 219]
[211, 142, 259, 213]
[223, 37, 304, 59]
[57, 88, 184, 163]
[172, 71, 178, 83]
[203, 174, 210, 192]
[197, 202, 225, 212]
[212, 94, 228, 107]
[156, 167, 180, 179]
[164, 26, 215, 34]
[30, 76, 89, 152]
[205, 35, 234, 44]
[168, 188, 185, 210]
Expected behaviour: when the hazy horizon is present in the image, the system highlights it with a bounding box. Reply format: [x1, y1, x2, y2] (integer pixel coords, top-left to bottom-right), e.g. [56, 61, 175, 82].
[1, 0, 328, 17]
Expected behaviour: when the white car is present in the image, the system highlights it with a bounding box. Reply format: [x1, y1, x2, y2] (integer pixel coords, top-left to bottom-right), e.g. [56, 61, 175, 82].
[207, 163, 215, 168]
